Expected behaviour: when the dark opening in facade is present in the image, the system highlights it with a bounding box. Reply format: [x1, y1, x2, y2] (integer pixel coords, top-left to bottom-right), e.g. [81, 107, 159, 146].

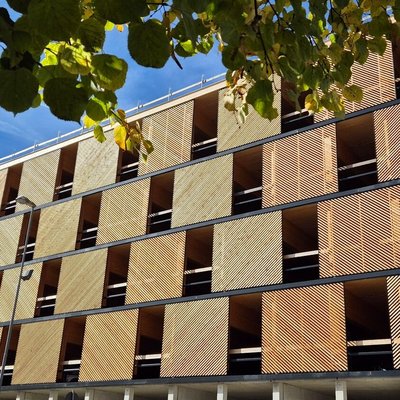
[16, 209, 40, 263]
[76, 193, 101, 249]
[0, 165, 22, 216]
[0, 325, 21, 385]
[117, 148, 139, 183]
[54, 143, 78, 201]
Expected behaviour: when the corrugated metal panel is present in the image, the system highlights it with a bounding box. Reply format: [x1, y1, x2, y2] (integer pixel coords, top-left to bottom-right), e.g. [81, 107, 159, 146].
[171, 155, 233, 227]
[79, 309, 138, 381]
[217, 79, 281, 151]
[319, 186, 400, 278]
[138, 101, 194, 175]
[0, 215, 23, 266]
[34, 198, 82, 258]
[387, 276, 400, 369]
[374, 103, 400, 182]
[126, 232, 185, 304]
[212, 212, 282, 292]
[55, 249, 107, 314]
[0, 263, 42, 322]
[12, 319, 64, 384]
[0, 168, 7, 205]
[72, 134, 119, 195]
[161, 297, 229, 377]
[16, 150, 60, 211]
[96, 179, 150, 244]
[263, 124, 337, 207]
[262, 283, 347, 373]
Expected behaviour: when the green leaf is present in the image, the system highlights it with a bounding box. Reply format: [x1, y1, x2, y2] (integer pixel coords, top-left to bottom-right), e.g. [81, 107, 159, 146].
[76, 18, 106, 52]
[86, 97, 107, 121]
[43, 78, 88, 122]
[94, 125, 107, 143]
[92, 54, 128, 91]
[222, 46, 246, 70]
[6, 0, 31, 13]
[142, 139, 154, 155]
[343, 84, 363, 102]
[367, 36, 387, 55]
[0, 68, 39, 114]
[247, 80, 278, 120]
[60, 44, 92, 75]
[93, 0, 149, 24]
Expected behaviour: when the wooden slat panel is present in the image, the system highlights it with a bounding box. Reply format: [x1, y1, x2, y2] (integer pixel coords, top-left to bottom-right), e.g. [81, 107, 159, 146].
[0, 168, 7, 205]
[217, 79, 281, 151]
[12, 319, 64, 384]
[171, 155, 233, 227]
[72, 134, 119, 195]
[262, 284, 347, 373]
[16, 151, 60, 211]
[319, 186, 400, 277]
[0, 263, 42, 322]
[161, 297, 229, 377]
[79, 309, 138, 381]
[55, 249, 107, 314]
[212, 212, 282, 292]
[126, 232, 185, 303]
[375, 103, 400, 182]
[263, 124, 337, 207]
[96, 179, 150, 244]
[138, 102, 193, 175]
[0, 215, 23, 266]
[387, 276, 400, 369]
[34, 198, 82, 258]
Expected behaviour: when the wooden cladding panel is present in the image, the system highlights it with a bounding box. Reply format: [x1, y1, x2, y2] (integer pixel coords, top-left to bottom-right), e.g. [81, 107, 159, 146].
[161, 297, 229, 377]
[96, 179, 150, 244]
[263, 124, 337, 207]
[138, 101, 194, 175]
[16, 151, 60, 211]
[126, 232, 185, 304]
[0, 263, 42, 322]
[212, 212, 282, 292]
[0, 168, 7, 205]
[172, 155, 233, 227]
[262, 284, 347, 373]
[55, 249, 107, 314]
[80, 309, 138, 381]
[375, 104, 400, 182]
[319, 186, 400, 278]
[12, 319, 64, 384]
[0, 215, 23, 266]
[72, 134, 119, 195]
[387, 276, 400, 369]
[34, 198, 82, 258]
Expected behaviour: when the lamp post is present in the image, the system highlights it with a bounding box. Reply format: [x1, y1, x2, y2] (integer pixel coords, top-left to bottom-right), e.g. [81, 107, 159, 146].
[0, 196, 36, 386]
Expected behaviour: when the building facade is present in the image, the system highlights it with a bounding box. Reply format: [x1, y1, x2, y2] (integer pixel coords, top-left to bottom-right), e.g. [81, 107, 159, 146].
[0, 39, 399, 400]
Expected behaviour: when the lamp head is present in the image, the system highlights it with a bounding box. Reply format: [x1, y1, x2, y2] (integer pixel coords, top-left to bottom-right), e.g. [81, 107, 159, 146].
[15, 196, 36, 208]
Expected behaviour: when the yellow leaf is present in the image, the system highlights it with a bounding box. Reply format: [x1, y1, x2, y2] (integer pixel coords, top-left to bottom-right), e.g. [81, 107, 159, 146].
[114, 125, 128, 150]
[83, 114, 96, 128]
[116, 24, 124, 32]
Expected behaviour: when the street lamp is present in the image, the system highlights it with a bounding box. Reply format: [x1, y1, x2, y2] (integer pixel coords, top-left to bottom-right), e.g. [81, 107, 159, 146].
[0, 196, 36, 386]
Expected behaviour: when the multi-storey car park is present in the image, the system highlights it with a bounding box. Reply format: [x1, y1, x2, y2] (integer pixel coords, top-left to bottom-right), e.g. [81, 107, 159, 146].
[0, 37, 399, 400]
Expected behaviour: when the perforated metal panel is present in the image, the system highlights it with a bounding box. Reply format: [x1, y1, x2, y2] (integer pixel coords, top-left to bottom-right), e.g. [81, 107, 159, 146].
[79, 309, 138, 381]
[262, 284, 347, 373]
[161, 297, 229, 377]
[387, 276, 400, 369]
[0, 214, 23, 266]
[212, 212, 282, 292]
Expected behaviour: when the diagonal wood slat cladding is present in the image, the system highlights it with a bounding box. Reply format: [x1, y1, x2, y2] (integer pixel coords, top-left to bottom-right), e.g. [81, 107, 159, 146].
[96, 179, 150, 244]
[161, 297, 229, 377]
[12, 319, 64, 384]
[263, 124, 337, 207]
[34, 198, 82, 258]
[138, 101, 193, 175]
[72, 133, 119, 195]
[171, 155, 233, 228]
[79, 309, 138, 381]
[55, 249, 107, 314]
[375, 103, 400, 182]
[0, 168, 7, 205]
[126, 232, 185, 304]
[212, 212, 282, 292]
[0, 214, 23, 266]
[319, 186, 400, 278]
[0, 263, 42, 322]
[16, 150, 60, 212]
[262, 284, 347, 373]
[387, 276, 400, 369]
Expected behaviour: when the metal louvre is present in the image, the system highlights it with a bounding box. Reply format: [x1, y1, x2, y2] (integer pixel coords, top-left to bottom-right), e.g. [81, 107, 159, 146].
[12, 319, 64, 384]
[0, 214, 23, 266]
[96, 179, 151, 245]
[387, 276, 400, 369]
[160, 297, 229, 377]
[34, 198, 82, 258]
[126, 232, 186, 304]
[55, 249, 107, 314]
[79, 309, 138, 381]
[374, 103, 400, 182]
[262, 283, 347, 373]
[171, 155, 233, 228]
[319, 186, 400, 278]
[138, 101, 194, 175]
[263, 124, 337, 207]
[212, 212, 282, 292]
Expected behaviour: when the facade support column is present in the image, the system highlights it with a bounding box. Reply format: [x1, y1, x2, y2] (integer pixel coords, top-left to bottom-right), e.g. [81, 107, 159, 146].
[124, 388, 134, 400]
[48, 391, 59, 400]
[335, 381, 347, 400]
[217, 384, 227, 400]
[84, 390, 94, 400]
[272, 383, 284, 400]
[168, 385, 179, 400]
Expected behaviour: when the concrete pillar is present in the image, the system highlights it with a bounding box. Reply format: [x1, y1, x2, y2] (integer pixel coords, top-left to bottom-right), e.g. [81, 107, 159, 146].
[168, 386, 179, 400]
[216, 384, 227, 400]
[49, 392, 59, 400]
[335, 381, 347, 400]
[272, 383, 284, 400]
[124, 388, 134, 400]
